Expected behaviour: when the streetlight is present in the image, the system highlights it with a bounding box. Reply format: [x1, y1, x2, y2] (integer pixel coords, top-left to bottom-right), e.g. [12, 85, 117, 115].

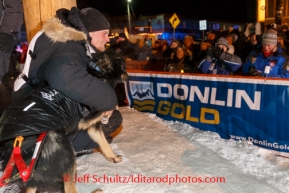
[127, 0, 131, 34]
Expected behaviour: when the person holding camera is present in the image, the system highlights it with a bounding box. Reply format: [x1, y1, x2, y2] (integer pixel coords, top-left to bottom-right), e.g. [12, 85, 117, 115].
[198, 37, 242, 75]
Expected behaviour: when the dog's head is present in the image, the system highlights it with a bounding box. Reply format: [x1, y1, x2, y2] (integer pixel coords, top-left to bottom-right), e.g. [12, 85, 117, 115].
[89, 50, 129, 88]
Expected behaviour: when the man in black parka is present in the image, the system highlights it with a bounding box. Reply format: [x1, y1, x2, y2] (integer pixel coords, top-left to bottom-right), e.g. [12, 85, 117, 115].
[12, 7, 123, 153]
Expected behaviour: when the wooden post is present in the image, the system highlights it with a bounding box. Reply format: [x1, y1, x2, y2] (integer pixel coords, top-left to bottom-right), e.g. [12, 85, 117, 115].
[22, 0, 77, 43]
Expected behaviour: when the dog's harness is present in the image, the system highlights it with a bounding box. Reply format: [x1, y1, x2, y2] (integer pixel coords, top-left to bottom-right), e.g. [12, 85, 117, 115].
[0, 132, 47, 187]
[0, 86, 88, 187]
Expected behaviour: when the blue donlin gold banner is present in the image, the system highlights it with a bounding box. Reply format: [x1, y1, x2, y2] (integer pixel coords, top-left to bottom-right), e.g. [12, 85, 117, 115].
[125, 72, 289, 153]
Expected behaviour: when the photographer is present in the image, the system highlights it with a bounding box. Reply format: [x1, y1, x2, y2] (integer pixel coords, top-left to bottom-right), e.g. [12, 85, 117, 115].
[198, 37, 242, 75]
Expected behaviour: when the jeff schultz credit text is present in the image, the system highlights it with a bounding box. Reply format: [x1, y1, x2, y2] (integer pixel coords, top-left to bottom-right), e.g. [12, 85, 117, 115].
[63, 174, 226, 185]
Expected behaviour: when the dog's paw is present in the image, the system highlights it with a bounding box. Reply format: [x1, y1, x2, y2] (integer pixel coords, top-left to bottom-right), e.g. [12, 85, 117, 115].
[91, 188, 103, 193]
[107, 155, 122, 163]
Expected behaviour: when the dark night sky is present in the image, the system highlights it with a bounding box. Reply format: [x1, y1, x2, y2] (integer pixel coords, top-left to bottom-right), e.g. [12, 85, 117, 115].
[77, 0, 248, 22]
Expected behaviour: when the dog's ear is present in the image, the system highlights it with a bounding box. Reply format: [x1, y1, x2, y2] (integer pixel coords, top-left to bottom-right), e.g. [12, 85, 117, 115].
[89, 48, 128, 88]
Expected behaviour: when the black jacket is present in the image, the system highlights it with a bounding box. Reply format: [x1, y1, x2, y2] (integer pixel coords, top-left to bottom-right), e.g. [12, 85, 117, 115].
[13, 7, 117, 112]
[0, 86, 85, 143]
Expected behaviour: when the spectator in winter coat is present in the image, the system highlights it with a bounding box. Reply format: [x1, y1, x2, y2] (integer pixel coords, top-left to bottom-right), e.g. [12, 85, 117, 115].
[198, 37, 242, 75]
[243, 29, 289, 78]
[117, 32, 138, 60]
[161, 39, 169, 59]
[183, 35, 197, 58]
[243, 33, 262, 64]
[150, 40, 163, 61]
[137, 45, 152, 61]
[277, 32, 289, 56]
[13, 7, 123, 152]
[163, 39, 180, 65]
[165, 45, 198, 73]
[109, 36, 121, 53]
[230, 29, 248, 62]
[166, 40, 180, 58]
[206, 31, 217, 46]
[193, 40, 212, 65]
[280, 24, 289, 39]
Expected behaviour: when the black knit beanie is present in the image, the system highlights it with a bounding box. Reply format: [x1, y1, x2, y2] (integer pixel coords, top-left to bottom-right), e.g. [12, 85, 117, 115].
[79, 7, 110, 32]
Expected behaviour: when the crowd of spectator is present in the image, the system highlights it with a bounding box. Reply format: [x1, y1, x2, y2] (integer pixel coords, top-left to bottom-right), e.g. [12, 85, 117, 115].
[107, 23, 289, 78]
[13, 23, 289, 79]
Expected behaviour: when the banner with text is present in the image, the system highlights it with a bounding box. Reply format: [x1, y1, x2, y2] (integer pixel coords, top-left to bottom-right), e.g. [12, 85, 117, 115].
[125, 72, 289, 153]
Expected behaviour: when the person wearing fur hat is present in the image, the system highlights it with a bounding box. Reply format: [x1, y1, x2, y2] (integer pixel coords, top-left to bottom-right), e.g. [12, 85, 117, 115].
[243, 29, 289, 78]
[198, 37, 242, 75]
[12, 7, 123, 152]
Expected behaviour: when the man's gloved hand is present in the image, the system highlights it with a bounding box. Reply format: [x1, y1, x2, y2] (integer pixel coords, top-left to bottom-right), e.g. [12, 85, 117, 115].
[212, 47, 223, 60]
[0, 32, 17, 53]
[247, 66, 262, 77]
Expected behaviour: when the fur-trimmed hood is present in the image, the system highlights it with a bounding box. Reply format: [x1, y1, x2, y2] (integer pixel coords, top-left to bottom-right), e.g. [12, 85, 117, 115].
[42, 17, 87, 43]
[41, 7, 90, 43]
[40, 7, 105, 55]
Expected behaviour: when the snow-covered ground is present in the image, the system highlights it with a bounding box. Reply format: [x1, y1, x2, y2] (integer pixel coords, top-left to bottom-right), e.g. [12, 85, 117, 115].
[1, 106, 289, 193]
[76, 107, 289, 193]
